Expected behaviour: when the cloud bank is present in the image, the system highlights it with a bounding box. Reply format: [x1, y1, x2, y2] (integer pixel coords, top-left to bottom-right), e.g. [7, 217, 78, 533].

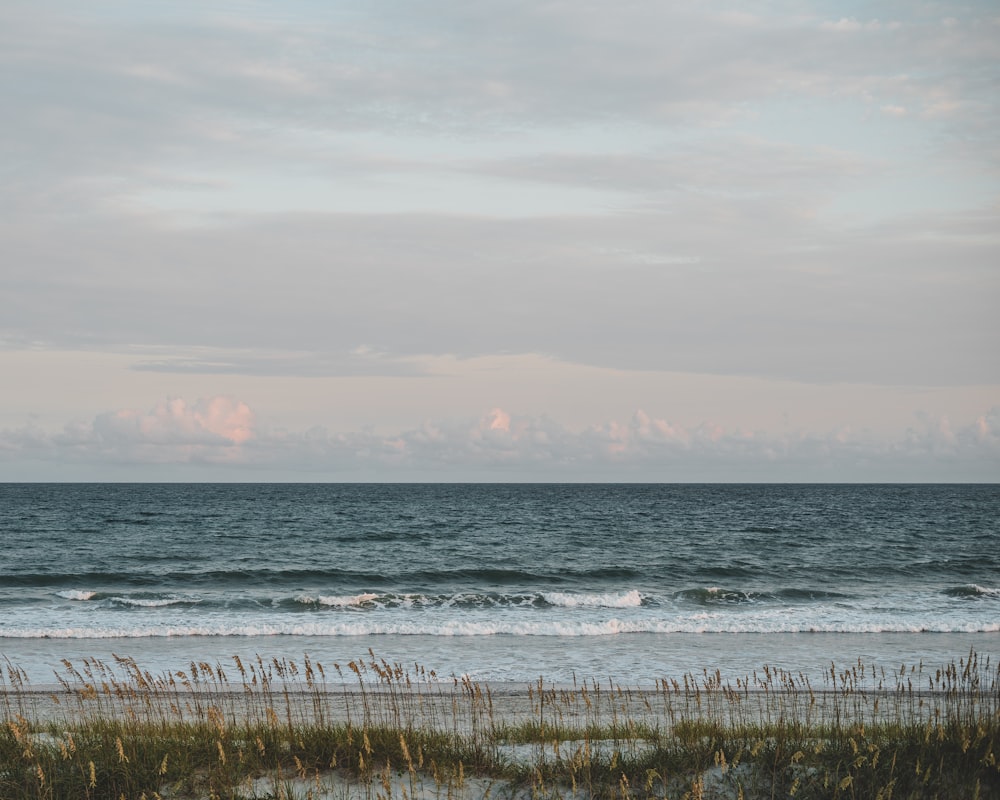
[3, 397, 255, 467]
[2, 397, 996, 482]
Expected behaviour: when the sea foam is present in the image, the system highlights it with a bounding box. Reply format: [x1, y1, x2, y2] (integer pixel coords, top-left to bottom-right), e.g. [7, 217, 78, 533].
[313, 593, 380, 607]
[4, 614, 1000, 639]
[56, 590, 97, 601]
[109, 596, 196, 608]
[541, 590, 644, 608]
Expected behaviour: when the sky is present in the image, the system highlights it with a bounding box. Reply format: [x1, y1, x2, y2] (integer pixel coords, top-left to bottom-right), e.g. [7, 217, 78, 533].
[1, 0, 998, 482]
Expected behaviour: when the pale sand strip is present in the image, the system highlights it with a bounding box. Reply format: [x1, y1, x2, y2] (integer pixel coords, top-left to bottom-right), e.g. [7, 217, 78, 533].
[3, 683, 993, 731]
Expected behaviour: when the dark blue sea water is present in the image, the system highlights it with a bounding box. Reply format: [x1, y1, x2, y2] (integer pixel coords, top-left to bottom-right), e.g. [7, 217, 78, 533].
[1, 484, 997, 686]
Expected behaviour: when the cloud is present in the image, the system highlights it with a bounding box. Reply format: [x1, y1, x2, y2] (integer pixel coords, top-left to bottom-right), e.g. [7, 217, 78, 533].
[4, 203, 996, 386]
[485, 408, 511, 432]
[2, 0, 996, 200]
[9, 396, 257, 465]
[91, 396, 254, 446]
[3, 399, 997, 481]
[821, 18, 886, 34]
[880, 104, 907, 117]
[127, 347, 428, 378]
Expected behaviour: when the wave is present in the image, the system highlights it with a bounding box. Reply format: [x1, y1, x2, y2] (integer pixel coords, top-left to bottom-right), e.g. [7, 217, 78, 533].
[775, 588, 850, 601]
[42, 585, 905, 613]
[675, 587, 851, 605]
[289, 590, 645, 611]
[297, 593, 380, 608]
[676, 587, 763, 605]
[57, 590, 98, 601]
[55, 590, 198, 608]
[541, 590, 644, 608]
[3, 618, 999, 639]
[943, 585, 1000, 599]
[54, 589, 550, 613]
[108, 596, 199, 609]
[2, 565, 643, 590]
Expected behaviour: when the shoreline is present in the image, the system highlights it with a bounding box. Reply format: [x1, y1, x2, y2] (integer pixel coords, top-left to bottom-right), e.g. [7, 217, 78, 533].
[3, 629, 997, 690]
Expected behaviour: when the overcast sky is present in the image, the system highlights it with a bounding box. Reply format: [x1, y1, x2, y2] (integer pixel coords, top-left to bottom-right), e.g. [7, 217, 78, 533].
[1, 0, 998, 481]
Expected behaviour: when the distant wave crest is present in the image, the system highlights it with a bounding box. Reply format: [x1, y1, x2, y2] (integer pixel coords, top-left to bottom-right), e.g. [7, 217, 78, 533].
[677, 587, 762, 605]
[676, 587, 850, 605]
[109, 595, 197, 608]
[56, 591, 198, 608]
[943, 585, 1000, 599]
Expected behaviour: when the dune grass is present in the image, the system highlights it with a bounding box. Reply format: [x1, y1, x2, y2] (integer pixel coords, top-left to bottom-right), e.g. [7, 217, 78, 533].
[1, 650, 998, 799]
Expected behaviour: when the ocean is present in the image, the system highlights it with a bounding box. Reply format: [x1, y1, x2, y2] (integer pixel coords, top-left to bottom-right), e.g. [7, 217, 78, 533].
[1, 483, 997, 689]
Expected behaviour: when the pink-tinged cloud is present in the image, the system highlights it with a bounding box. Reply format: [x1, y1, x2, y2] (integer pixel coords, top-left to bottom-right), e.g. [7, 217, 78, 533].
[0, 396, 259, 466]
[485, 408, 511, 432]
[95, 397, 255, 446]
[1, 402, 998, 480]
[192, 396, 255, 443]
[255, 406, 999, 479]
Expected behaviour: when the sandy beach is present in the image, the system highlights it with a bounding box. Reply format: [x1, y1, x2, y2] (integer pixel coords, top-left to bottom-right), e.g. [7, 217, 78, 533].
[4, 651, 998, 799]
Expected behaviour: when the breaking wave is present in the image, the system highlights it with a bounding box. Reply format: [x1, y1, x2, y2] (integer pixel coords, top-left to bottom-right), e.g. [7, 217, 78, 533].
[56, 590, 98, 601]
[541, 590, 644, 608]
[55, 590, 197, 608]
[3, 618, 999, 639]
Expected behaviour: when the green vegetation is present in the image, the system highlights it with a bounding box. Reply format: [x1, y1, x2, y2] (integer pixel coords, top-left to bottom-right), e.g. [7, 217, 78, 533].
[2, 651, 998, 799]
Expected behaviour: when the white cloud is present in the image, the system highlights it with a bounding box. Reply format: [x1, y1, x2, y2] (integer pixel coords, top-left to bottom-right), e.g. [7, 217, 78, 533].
[822, 18, 865, 32]
[20, 396, 258, 465]
[821, 17, 890, 34]
[2, 399, 997, 481]
[111, 396, 251, 444]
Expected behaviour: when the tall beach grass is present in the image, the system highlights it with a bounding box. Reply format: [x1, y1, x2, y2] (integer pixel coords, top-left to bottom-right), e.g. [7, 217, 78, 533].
[2, 649, 998, 799]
